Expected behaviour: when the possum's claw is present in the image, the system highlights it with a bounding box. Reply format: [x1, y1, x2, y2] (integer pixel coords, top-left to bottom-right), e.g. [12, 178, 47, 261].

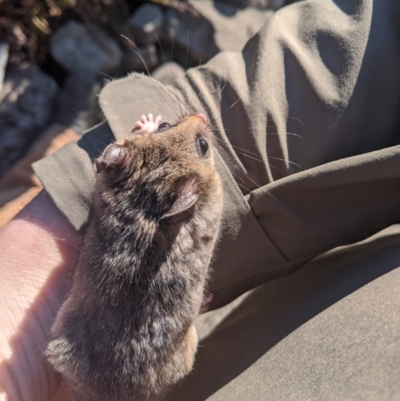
[133, 113, 162, 134]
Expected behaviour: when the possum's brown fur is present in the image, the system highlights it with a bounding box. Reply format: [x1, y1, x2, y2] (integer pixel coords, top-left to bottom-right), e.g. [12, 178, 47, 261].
[46, 114, 223, 401]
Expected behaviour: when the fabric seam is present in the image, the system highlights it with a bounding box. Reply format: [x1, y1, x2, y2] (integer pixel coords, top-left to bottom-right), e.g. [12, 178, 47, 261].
[210, 213, 399, 291]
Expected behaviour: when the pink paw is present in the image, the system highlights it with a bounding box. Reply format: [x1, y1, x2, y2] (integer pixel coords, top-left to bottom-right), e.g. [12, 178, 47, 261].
[133, 113, 162, 134]
[200, 292, 213, 314]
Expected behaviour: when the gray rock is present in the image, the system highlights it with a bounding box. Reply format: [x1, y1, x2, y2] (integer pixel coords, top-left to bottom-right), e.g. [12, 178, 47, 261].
[0, 65, 59, 176]
[165, 6, 218, 64]
[51, 21, 122, 79]
[244, 0, 269, 8]
[0, 43, 9, 92]
[55, 74, 103, 134]
[151, 61, 186, 86]
[216, 0, 285, 10]
[268, 0, 286, 10]
[129, 3, 165, 45]
[122, 44, 159, 73]
[165, 0, 272, 64]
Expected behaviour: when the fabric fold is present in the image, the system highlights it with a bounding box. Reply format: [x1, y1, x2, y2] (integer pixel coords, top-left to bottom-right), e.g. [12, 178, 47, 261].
[32, 122, 114, 232]
[249, 145, 400, 262]
[33, 0, 400, 310]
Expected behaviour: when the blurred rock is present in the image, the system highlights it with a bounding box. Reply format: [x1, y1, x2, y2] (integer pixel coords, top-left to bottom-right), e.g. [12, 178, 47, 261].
[151, 61, 186, 86]
[40, 53, 69, 88]
[165, 0, 272, 64]
[165, 6, 218, 64]
[122, 44, 159, 73]
[268, 0, 286, 9]
[51, 21, 122, 79]
[55, 74, 103, 134]
[241, 0, 269, 8]
[216, 0, 285, 10]
[0, 65, 58, 177]
[156, 42, 174, 65]
[130, 3, 165, 45]
[0, 43, 9, 92]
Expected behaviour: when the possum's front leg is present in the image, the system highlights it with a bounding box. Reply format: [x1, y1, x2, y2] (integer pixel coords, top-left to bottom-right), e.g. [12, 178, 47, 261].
[183, 325, 198, 372]
[133, 113, 162, 134]
[160, 324, 198, 391]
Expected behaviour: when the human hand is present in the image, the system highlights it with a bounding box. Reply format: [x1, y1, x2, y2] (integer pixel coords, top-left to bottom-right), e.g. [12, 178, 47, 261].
[0, 191, 79, 401]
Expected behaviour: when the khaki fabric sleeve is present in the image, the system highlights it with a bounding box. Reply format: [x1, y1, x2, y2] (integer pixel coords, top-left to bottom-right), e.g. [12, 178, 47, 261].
[167, 227, 400, 401]
[34, 0, 400, 309]
[33, 122, 114, 231]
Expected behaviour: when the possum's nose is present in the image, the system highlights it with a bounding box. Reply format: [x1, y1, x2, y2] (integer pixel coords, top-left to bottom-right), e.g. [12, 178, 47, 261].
[196, 113, 208, 124]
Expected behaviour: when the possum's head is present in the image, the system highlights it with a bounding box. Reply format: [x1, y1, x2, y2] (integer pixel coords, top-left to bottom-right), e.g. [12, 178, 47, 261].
[94, 113, 222, 224]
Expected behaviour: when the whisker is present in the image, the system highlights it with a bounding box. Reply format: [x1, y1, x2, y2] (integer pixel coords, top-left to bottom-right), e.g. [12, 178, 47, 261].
[233, 149, 284, 174]
[267, 132, 306, 142]
[121, 35, 151, 76]
[125, 35, 187, 122]
[268, 156, 302, 169]
[265, 190, 279, 203]
[235, 180, 252, 193]
[232, 149, 264, 163]
[232, 169, 279, 203]
[153, 32, 187, 120]
[167, 28, 185, 119]
[97, 71, 113, 80]
[288, 116, 305, 126]
[230, 145, 301, 169]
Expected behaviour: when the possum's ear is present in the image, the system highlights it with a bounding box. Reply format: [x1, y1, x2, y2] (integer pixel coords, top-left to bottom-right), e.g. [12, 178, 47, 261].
[161, 179, 199, 219]
[96, 144, 128, 173]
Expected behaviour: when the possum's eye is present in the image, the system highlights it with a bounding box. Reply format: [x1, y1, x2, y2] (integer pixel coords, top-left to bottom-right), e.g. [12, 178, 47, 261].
[198, 138, 209, 156]
[158, 122, 171, 132]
